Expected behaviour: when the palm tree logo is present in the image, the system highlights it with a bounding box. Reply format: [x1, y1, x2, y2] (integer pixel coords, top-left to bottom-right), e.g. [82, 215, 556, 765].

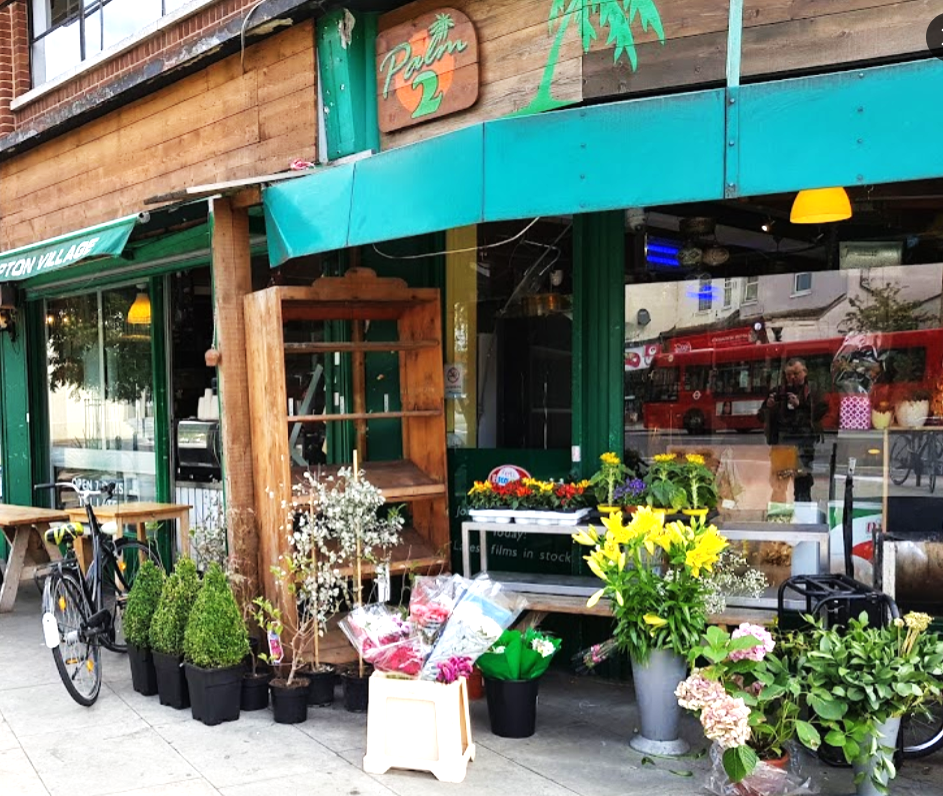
[519, 0, 665, 116]
[428, 11, 455, 43]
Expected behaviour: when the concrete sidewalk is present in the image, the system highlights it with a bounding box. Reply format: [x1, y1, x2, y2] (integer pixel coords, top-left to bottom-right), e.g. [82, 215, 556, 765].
[1, 588, 942, 796]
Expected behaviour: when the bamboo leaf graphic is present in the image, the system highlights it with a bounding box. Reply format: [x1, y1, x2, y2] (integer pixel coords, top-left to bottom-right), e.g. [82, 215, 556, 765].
[600, 1, 637, 69]
[578, 0, 600, 52]
[549, 0, 567, 34]
[628, 0, 666, 42]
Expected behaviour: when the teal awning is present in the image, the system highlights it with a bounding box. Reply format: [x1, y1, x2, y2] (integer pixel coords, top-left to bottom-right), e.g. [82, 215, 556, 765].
[263, 89, 726, 266]
[0, 214, 140, 282]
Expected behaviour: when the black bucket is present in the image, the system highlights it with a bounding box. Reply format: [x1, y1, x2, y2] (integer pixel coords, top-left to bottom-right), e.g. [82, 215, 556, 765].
[241, 671, 272, 712]
[152, 650, 189, 709]
[270, 678, 309, 724]
[342, 670, 370, 713]
[306, 667, 336, 707]
[484, 677, 540, 738]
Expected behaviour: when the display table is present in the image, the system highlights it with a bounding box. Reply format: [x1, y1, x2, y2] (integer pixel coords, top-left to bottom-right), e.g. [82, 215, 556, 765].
[0, 505, 68, 612]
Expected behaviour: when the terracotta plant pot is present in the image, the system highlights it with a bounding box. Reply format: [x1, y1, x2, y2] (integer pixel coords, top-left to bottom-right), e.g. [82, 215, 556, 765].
[466, 667, 485, 700]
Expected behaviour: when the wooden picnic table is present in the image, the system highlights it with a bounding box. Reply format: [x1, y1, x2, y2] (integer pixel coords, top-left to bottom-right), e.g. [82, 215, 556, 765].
[0, 505, 69, 612]
[66, 502, 191, 566]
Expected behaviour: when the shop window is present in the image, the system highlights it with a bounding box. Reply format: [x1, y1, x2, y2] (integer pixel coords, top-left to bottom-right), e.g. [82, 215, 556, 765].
[45, 286, 157, 503]
[723, 277, 734, 308]
[30, 0, 195, 86]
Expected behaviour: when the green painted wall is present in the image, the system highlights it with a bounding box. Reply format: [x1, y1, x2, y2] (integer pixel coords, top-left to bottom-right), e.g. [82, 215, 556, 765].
[317, 9, 380, 161]
[572, 212, 626, 479]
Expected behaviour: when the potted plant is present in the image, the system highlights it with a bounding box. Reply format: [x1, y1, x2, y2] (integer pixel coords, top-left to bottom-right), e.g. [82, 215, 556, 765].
[314, 455, 404, 712]
[589, 452, 633, 512]
[182, 562, 250, 726]
[643, 453, 687, 514]
[612, 477, 646, 512]
[253, 587, 312, 725]
[123, 558, 164, 696]
[466, 480, 513, 524]
[227, 555, 272, 712]
[897, 388, 932, 429]
[475, 628, 561, 738]
[573, 507, 727, 755]
[679, 453, 718, 518]
[189, 498, 228, 573]
[149, 557, 201, 709]
[789, 611, 943, 795]
[677, 624, 821, 795]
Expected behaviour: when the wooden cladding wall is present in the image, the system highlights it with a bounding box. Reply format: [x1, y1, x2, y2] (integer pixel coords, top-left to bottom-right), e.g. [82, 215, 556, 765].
[0, 22, 316, 251]
[379, 0, 933, 150]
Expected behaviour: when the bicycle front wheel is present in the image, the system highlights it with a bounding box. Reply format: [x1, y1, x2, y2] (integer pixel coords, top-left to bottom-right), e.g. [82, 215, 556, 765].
[100, 540, 163, 653]
[902, 702, 943, 758]
[43, 570, 102, 706]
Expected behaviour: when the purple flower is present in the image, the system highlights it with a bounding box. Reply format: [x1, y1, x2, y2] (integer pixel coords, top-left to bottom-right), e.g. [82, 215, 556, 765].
[613, 478, 646, 504]
[436, 656, 474, 684]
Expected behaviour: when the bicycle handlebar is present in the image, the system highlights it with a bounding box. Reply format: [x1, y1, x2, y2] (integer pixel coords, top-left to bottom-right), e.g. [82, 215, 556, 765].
[34, 479, 117, 505]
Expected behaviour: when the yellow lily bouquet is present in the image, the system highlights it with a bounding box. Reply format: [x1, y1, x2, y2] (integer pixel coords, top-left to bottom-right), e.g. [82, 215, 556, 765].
[573, 506, 727, 664]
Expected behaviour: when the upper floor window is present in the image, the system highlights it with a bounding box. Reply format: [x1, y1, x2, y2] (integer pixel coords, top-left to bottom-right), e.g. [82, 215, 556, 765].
[31, 0, 194, 87]
[723, 277, 734, 308]
[793, 272, 813, 295]
[698, 276, 712, 312]
[743, 275, 759, 304]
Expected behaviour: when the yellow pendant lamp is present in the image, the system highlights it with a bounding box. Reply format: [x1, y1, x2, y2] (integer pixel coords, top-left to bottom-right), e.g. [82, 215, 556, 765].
[789, 187, 852, 224]
[127, 287, 151, 325]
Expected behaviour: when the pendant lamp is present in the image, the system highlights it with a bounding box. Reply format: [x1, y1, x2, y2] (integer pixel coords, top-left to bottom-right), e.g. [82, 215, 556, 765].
[127, 288, 151, 325]
[789, 187, 852, 224]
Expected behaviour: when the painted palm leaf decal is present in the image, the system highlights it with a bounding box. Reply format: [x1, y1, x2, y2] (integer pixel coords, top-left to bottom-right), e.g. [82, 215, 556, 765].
[578, 0, 599, 52]
[629, 0, 665, 41]
[549, 0, 567, 34]
[600, 1, 637, 69]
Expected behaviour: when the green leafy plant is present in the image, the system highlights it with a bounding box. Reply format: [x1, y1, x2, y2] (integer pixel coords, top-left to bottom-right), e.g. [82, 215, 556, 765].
[183, 562, 249, 670]
[677, 624, 821, 784]
[643, 453, 687, 511]
[573, 507, 727, 663]
[589, 452, 634, 506]
[475, 628, 561, 680]
[679, 453, 718, 510]
[149, 558, 201, 656]
[787, 612, 943, 793]
[123, 559, 164, 649]
[521, 0, 665, 115]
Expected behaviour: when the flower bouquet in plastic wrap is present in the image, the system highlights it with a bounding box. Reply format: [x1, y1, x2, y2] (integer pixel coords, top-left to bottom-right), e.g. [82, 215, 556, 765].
[339, 574, 527, 683]
[475, 628, 561, 681]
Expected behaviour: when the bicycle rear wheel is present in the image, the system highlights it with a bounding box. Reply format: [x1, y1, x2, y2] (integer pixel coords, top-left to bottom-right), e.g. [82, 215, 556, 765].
[99, 540, 163, 653]
[890, 436, 914, 486]
[902, 702, 943, 758]
[43, 570, 102, 706]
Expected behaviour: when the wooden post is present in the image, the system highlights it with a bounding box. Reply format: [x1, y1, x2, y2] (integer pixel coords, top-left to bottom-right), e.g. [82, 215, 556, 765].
[211, 196, 260, 597]
[353, 448, 364, 677]
[352, 320, 368, 463]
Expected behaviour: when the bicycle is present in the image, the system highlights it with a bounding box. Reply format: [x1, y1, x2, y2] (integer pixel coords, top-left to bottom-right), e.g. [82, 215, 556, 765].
[37, 479, 164, 706]
[889, 429, 943, 493]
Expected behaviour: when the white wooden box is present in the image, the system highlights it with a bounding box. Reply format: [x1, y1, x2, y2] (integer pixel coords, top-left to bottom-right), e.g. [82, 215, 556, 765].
[362, 672, 475, 782]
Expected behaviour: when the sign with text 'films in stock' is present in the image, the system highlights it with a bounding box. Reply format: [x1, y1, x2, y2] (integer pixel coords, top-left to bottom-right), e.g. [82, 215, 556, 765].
[376, 8, 479, 133]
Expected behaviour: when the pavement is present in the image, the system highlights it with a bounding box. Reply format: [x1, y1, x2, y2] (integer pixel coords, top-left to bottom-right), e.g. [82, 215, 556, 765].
[2, 587, 943, 796]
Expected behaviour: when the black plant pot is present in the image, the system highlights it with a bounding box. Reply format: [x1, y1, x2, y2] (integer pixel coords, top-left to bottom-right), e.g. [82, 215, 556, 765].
[184, 663, 243, 726]
[484, 677, 540, 738]
[152, 651, 189, 709]
[270, 678, 310, 724]
[127, 642, 158, 697]
[241, 671, 273, 711]
[306, 666, 336, 707]
[342, 670, 371, 713]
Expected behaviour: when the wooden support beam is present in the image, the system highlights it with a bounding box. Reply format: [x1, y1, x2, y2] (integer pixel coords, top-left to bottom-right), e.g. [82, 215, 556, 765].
[231, 187, 262, 210]
[211, 196, 260, 597]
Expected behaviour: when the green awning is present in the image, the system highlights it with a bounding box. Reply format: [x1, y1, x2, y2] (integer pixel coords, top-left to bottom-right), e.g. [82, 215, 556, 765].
[0, 214, 140, 282]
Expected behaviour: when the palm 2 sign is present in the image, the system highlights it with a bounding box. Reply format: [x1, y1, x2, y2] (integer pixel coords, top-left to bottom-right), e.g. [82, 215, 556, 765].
[376, 9, 479, 133]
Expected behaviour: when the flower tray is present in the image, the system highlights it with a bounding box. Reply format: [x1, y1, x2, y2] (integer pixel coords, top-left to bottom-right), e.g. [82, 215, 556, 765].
[467, 509, 519, 524]
[513, 509, 592, 526]
[362, 671, 475, 783]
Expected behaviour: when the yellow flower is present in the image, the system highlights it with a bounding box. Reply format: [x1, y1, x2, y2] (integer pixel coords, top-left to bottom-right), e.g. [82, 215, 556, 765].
[602, 535, 621, 563]
[647, 521, 686, 554]
[600, 452, 621, 466]
[572, 527, 599, 547]
[626, 505, 665, 539]
[685, 453, 705, 465]
[585, 554, 606, 581]
[643, 613, 668, 628]
[905, 612, 932, 632]
[587, 588, 606, 608]
[653, 453, 677, 462]
[685, 527, 728, 577]
[468, 481, 493, 495]
[576, 480, 591, 489]
[601, 511, 631, 544]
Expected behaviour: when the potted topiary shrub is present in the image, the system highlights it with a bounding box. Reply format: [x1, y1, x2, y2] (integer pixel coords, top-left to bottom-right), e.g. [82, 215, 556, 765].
[183, 562, 250, 726]
[124, 559, 164, 696]
[149, 558, 201, 709]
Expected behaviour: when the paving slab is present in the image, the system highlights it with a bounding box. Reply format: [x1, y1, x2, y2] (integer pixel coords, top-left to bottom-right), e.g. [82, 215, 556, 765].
[218, 763, 399, 796]
[109, 781, 223, 796]
[0, 746, 51, 796]
[294, 701, 369, 754]
[17, 724, 201, 796]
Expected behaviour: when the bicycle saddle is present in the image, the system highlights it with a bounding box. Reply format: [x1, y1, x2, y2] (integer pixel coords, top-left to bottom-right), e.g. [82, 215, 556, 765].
[45, 521, 120, 544]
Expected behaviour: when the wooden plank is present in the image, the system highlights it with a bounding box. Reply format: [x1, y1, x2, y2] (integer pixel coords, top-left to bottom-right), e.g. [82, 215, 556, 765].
[285, 340, 438, 353]
[743, 0, 915, 27]
[741, 0, 931, 77]
[292, 459, 447, 502]
[583, 29, 727, 100]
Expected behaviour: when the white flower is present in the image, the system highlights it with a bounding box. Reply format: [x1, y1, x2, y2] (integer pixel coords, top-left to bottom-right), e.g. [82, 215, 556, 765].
[531, 638, 556, 658]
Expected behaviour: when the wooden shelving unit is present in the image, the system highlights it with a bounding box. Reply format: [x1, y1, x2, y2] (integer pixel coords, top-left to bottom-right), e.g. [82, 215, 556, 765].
[244, 268, 450, 626]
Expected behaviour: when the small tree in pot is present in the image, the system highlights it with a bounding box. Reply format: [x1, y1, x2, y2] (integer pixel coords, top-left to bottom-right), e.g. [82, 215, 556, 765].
[183, 563, 249, 726]
[149, 558, 201, 709]
[124, 559, 164, 696]
[228, 554, 272, 712]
